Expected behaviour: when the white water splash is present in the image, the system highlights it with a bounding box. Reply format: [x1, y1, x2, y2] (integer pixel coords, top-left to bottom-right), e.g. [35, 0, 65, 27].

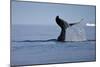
[65, 23, 86, 41]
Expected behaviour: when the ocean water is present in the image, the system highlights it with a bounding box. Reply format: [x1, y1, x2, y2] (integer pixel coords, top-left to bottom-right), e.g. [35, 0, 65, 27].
[11, 24, 96, 66]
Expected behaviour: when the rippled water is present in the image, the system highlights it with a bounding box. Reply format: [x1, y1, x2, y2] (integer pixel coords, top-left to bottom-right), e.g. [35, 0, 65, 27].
[11, 25, 96, 66]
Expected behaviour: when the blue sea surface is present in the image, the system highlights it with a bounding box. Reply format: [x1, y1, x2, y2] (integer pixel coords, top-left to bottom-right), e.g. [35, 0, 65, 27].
[11, 25, 96, 66]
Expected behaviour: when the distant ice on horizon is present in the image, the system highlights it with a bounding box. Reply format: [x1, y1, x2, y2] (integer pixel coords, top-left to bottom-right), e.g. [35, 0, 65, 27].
[86, 23, 96, 26]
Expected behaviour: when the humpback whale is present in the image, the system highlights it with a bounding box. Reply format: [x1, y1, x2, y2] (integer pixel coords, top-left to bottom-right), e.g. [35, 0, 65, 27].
[56, 16, 81, 42]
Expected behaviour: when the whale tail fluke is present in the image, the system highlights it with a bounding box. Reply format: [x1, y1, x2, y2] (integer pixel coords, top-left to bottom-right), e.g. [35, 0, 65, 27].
[56, 16, 84, 29]
[56, 16, 69, 29]
[69, 18, 84, 26]
[55, 16, 84, 42]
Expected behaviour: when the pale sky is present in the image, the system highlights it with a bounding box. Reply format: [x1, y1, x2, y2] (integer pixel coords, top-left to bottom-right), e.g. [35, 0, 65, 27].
[12, 1, 96, 25]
